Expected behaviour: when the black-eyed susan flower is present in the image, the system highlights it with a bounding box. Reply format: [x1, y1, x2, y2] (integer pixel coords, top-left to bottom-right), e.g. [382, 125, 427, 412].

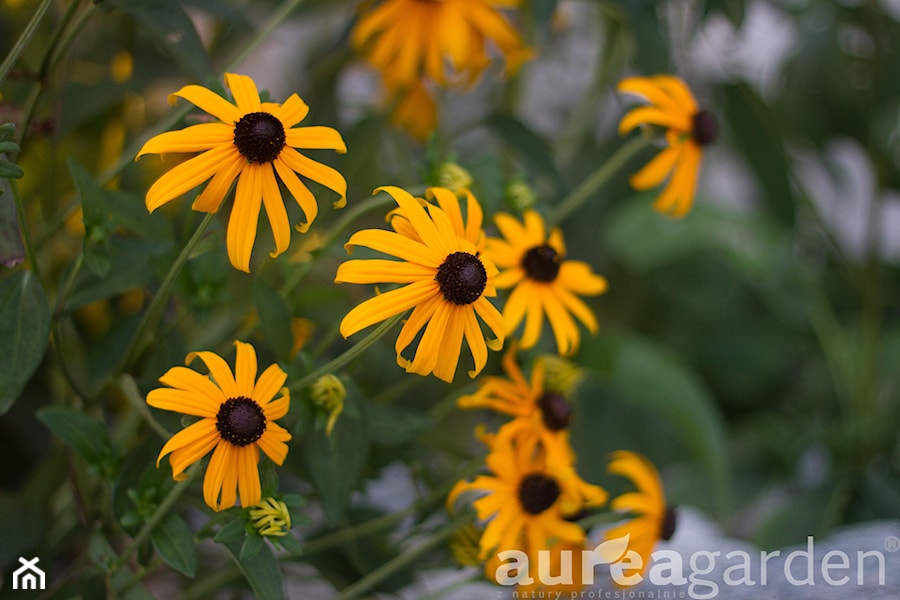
[136, 72, 347, 272]
[457, 343, 574, 465]
[617, 75, 717, 218]
[389, 79, 438, 141]
[335, 186, 504, 382]
[147, 340, 292, 512]
[448, 430, 606, 560]
[484, 210, 607, 356]
[605, 450, 676, 580]
[351, 0, 533, 91]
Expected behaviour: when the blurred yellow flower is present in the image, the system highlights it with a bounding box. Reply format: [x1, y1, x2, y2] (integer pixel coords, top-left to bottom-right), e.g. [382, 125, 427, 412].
[484, 210, 607, 356]
[618, 75, 717, 217]
[389, 80, 438, 141]
[335, 186, 504, 382]
[605, 450, 676, 582]
[352, 0, 533, 90]
[136, 73, 347, 271]
[448, 430, 606, 560]
[147, 341, 292, 511]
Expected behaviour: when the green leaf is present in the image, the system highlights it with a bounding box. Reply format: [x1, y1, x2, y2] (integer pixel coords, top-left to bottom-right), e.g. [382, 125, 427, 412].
[0, 123, 15, 142]
[604, 334, 731, 515]
[0, 176, 25, 267]
[110, 0, 213, 80]
[224, 537, 285, 600]
[0, 159, 23, 179]
[68, 158, 115, 276]
[0, 271, 51, 413]
[0, 141, 22, 154]
[484, 113, 562, 187]
[214, 519, 248, 544]
[240, 532, 264, 561]
[277, 533, 303, 555]
[254, 281, 293, 362]
[150, 513, 197, 577]
[37, 407, 114, 471]
[300, 392, 369, 525]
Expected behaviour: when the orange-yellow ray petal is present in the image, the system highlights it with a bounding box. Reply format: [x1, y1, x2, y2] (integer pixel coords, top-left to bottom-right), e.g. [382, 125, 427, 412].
[629, 144, 680, 190]
[285, 126, 347, 153]
[257, 427, 290, 465]
[156, 364, 227, 406]
[225, 73, 261, 113]
[273, 93, 310, 128]
[137, 123, 235, 158]
[406, 297, 451, 379]
[259, 164, 291, 258]
[227, 163, 265, 272]
[168, 84, 241, 123]
[144, 143, 236, 212]
[236, 444, 261, 508]
[339, 279, 438, 338]
[166, 426, 220, 480]
[191, 150, 245, 213]
[272, 157, 318, 232]
[156, 418, 218, 469]
[557, 261, 608, 295]
[253, 364, 288, 406]
[146, 388, 220, 418]
[233, 341, 258, 396]
[342, 229, 443, 267]
[279, 146, 347, 208]
[394, 292, 441, 358]
[335, 259, 436, 284]
[619, 106, 692, 136]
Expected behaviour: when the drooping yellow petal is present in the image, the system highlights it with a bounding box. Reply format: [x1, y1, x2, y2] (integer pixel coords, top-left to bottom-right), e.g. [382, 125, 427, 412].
[619, 106, 692, 136]
[262, 392, 290, 422]
[273, 157, 318, 232]
[156, 418, 218, 469]
[433, 305, 466, 381]
[617, 77, 683, 114]
[253, 364, 288, 405]
[406, 297, 451, 379]
[236, 444, 262, 508]
[146, 387, 220, 418]
[191, 150, 245, 213]
[342, 229, 443, 267]
[558, 261, 608, 295]
[257, 426, 290, 465]
[278, 146, 347, 208]
[339, 279, 439, 338]
[227, 163, 265, 272]
[204, 442, 235, 511]
[629, 144, 680, 190]
[394, 292, 441, 358]
[165, 423, 220, 479]
[259, 165, 291, 258]
[155, 364, 227, 408]
[144, 143, 236, 212]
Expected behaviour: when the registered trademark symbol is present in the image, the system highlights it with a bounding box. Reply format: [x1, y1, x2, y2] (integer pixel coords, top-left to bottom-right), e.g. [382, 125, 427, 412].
[884, 536, 900, 553]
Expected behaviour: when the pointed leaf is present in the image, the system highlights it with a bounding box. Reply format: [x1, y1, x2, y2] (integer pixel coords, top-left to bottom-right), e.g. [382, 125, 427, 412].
[150, 513, 197, 577]
[215, 518, 248, 544]
[36, 407, 113, 470]
[0, 270, 50, 412]
[224, 537, 285, 600]
[0, 176, 25, 267]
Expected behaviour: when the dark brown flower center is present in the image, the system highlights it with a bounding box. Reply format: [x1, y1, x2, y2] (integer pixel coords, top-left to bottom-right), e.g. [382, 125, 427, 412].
[435, 251, 487, 305]
[518, 473, 560, 515]
[692, 109, 717, 146]
[216, 396, 267, 446]
[661, 504, 677, 541]
[233, 111, 285, 163]
[522, 245, 560, 282]
[537, 392, 572, 431]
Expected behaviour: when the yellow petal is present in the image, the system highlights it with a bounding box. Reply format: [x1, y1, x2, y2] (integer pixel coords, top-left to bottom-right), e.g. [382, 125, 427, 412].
[233, 341, 258, 396]
[191, 151, 245, 213]
[286, 126, 347, 153]
[145, 143, 235, 212]
[341, 229, 443, 268]
[406, 298, 451, 379]
[156, 364, 227, 408]
[273, 157, 318, 232]
[557, 261, 608, 295]
[166, 426, 220, 479]
[204, 442, 236, 511]
[279, 146, 347, 208]
[629, 144, 680, 190]
[258, 427, 290, 465]
[260, 165, 291, 258]
[156, 418, 217, 469]
[227, 164, 264, 272]
[224, 72, 261, 113]
[339, 279, 438, 338]
[168, 84, 240, 123]
[273, 93, 310, 128]
[619, 106, 692, 136]
[236, 444, 261, 508]
[186, 350, 238, 399]
[137, 123, 234, 158]
[394, 292, 441, 357]
[262, 391, 290, 422]
[253, 363, 288, 405]
[335, 258, 436, 284]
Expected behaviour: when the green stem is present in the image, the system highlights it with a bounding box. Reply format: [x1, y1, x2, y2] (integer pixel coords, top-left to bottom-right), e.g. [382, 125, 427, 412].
[547, 134, 653, 227]
[118, 212, 216, 375]
[0, 0, 54, 86]
[100, 0, 308, 186]
[180, 567, 242, 600]
[332, 513, 474, 600]
[9, 175, 40, 280]
[301, 455, 484, 555]
[17, 0, 92, 147]
[288, 312, 404, 392]
[114, 465, 200, 571]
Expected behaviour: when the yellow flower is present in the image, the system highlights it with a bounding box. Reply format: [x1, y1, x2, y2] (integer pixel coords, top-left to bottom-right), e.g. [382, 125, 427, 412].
[136, 72, 347, 272]
[484, 210, 607, 356]
[147, 340, 292, 512]
[335, 186, 504, 382]
[457, 343, 574, 465]
[617, 75, 717, 218]
[605, 451, 676, 581]
[448, 430, 606, 560]
[351, 0, 533, 90]
[389, 79, 438, 141]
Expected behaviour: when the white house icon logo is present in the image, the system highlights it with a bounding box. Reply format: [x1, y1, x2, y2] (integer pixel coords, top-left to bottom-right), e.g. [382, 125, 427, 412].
[12, 557, 46, 590]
